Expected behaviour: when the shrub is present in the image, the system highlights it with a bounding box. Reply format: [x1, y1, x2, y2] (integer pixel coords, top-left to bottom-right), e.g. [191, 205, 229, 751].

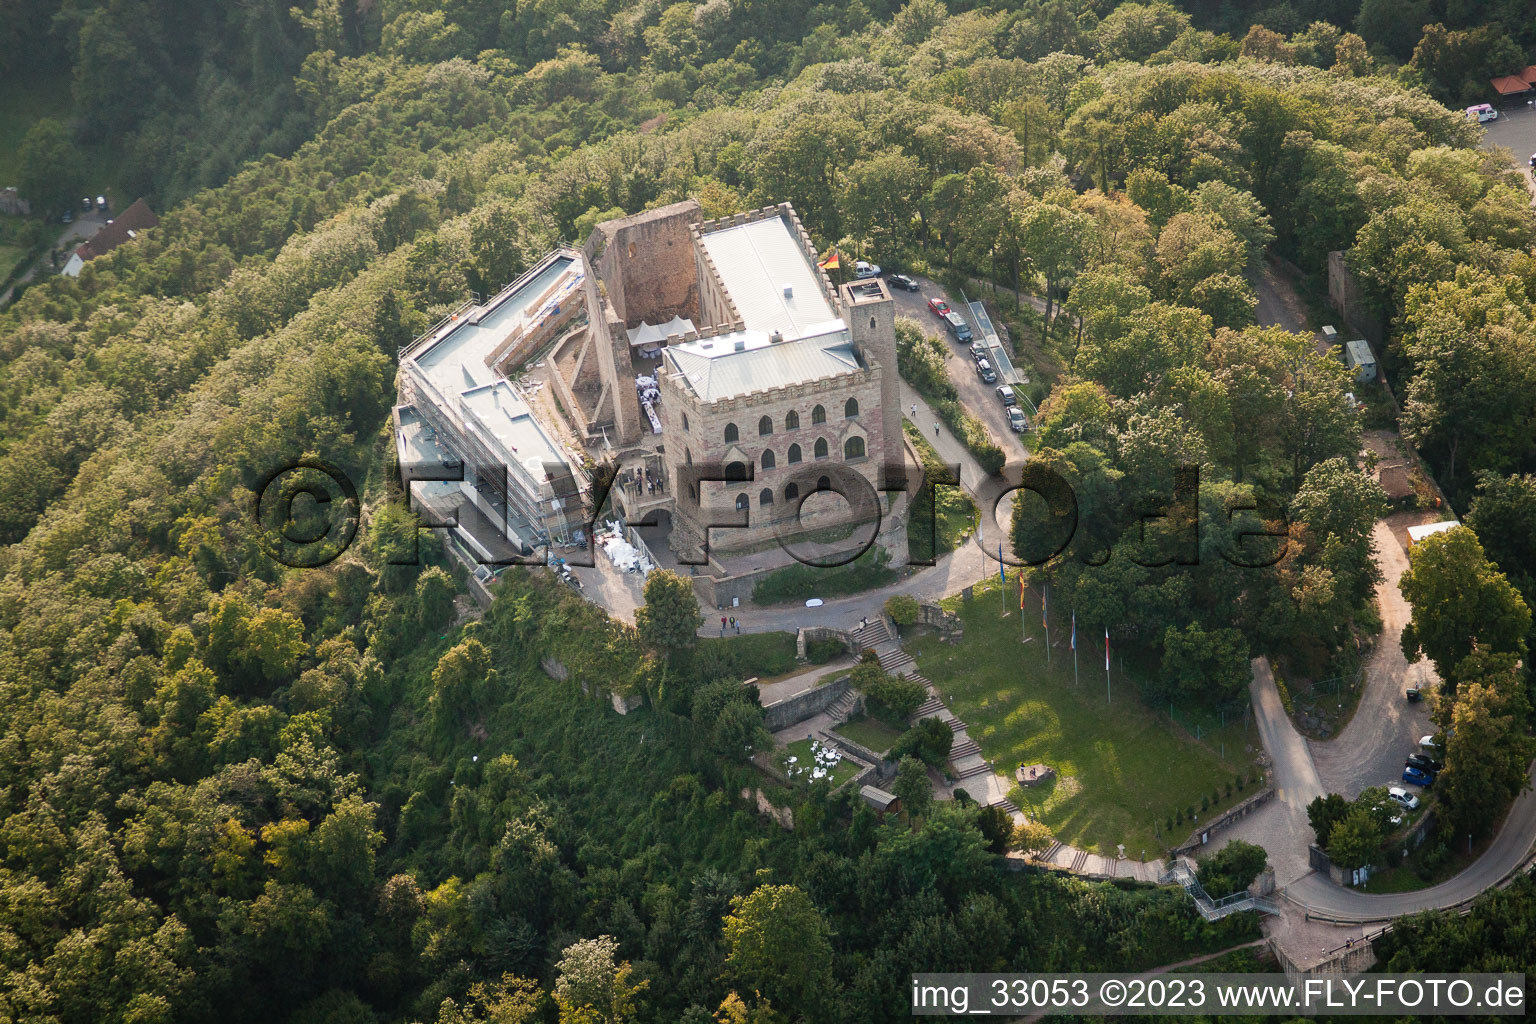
[890, 715, 953, 765]
[1196, 840, 1267, 897]
[806, 637, 845, 664]
[884, 594, 919, 626]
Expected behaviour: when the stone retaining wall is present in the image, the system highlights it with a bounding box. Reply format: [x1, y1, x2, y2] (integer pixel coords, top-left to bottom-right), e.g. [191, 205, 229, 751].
[1171, 786, 1276, 859]
[761, 675, 851, 732]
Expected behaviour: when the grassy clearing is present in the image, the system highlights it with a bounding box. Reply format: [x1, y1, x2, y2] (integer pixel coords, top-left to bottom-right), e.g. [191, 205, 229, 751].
[904, 421, 976, 562]
[908, 578, 1261, 856]
[0, 245, 26, 280]
[751, 545, 898, 605]
[833, 713, 905, 754]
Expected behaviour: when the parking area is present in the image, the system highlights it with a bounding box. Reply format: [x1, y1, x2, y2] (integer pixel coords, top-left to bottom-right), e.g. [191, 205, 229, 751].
[886, 275, 1029, 457]
[1479, 100, 1536, 188]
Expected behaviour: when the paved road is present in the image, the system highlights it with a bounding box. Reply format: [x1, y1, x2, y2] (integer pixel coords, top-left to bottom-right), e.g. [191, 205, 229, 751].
[1480, 102, 1536, 193]
[888, 276, 1028, 460]
[1309, 520, 1435, 798]
[1285, 763, 1536, 921]
[1213, 265, 1536, 921]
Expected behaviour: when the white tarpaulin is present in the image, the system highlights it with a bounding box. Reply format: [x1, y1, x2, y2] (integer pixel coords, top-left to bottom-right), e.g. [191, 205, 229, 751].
[602, 534, 653, 575]
[626, 315, 696, 348]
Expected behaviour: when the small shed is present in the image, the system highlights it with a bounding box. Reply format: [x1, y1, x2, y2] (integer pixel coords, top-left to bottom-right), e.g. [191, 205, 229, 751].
[1345, 339, 1377, 383]
[859, 785, 900, 816]
[1407, 521, 1459, 546]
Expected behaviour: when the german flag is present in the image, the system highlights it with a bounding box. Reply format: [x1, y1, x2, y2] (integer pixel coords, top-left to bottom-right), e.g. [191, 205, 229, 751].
[817, 249, 840, 270]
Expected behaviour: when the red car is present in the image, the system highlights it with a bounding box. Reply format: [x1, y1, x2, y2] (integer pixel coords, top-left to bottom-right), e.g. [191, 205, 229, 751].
[927, 297, 950, 317]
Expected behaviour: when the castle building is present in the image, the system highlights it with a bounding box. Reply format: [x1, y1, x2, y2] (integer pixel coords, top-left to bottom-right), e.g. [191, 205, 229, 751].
[395, 200, 909, 599]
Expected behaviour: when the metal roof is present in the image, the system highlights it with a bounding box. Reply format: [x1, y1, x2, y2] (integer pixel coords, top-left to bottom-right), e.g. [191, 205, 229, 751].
[698, 215, 836, 338]
[664, 327, 862, 402]
[412, 254, 580, 399]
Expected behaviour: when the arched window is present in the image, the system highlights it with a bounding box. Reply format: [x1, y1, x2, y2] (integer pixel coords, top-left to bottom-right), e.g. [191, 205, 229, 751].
[816, 475, 831, 492]
[814, 437, 828, 460]
[760, 488, 774, 506]
[684, 448, 692, 465]
[761, 449, 776, 471]
[844, 436, 866, 459]
[787, 443, 802, 465]
[758, 415, 773, 436]
[812, 404, 826, 424]
[785, 410, 800, 430]
[725, 460, 748, 481]
[785, 482, 800, 502]
[735, 493, 749, 511]
[724, 422, 738, 443]
[844, 397, 859, 418]
[682, 412, 689, 432]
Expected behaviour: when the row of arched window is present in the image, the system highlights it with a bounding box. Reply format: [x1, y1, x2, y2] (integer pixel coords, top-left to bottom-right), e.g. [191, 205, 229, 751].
[722, 436, 865, 477]
[721, 399, 858, 443]
[734, 477, 834, 510]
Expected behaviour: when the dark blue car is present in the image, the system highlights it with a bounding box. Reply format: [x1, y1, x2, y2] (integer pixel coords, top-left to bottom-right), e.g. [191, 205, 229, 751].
[1402, 765, 1433, 787]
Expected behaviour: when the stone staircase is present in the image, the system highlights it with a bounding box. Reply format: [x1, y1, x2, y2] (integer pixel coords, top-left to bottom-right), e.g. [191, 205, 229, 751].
[827, 689, 859, 720]
[852, 619, 892, 650]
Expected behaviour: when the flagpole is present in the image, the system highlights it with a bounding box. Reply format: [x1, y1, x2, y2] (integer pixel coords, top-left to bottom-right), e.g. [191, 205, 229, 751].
[1019, 573, 1025, 644]
[1105, 627, 1112, 704]
[1043, 583, 1050, 665]
[1072, 609, 1078, 687]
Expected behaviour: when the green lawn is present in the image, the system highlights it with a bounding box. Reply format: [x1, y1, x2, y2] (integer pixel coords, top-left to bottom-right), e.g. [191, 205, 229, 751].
[0, 245, 26, 280]
[908, 579, 1261, 856]
[781, 738, 861, 788]
[904, 421, 976, 562]
[833, 713, 905, 754]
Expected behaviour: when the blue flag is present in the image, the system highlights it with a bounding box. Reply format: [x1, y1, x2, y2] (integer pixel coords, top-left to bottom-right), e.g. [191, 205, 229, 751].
[998, 542, 1005, 583]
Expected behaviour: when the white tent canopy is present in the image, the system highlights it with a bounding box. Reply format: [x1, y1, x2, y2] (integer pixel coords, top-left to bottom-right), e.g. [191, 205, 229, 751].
[626, 315, 696, 348]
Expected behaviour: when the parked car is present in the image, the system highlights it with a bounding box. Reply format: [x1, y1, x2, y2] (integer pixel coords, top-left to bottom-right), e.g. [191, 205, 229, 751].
[1405, 686, 1422, 702]
[996, 385, 1016, 407]
[1402, 765, 1433, 787]
[886, 273, 918, 291]
[95, 196, 107, 212]
[1405, 753, 1441, 775]
[944, 311, 972, 343]
[1007, 407, 1027, 432]
[61, 209, 73, 224]
[976, 358, 997, 383]
[1419, 735, 1440, 752]
[969, 341, 988, 362]
[1465, 103, 1497, 123]
[1387, 785, 1420, 811]
[853, 260, 881, 279]
[927, 297, 950, 317]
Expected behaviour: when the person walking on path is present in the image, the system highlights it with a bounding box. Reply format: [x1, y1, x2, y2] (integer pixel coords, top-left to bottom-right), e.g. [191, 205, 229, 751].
[910, 403, 917, 419]
[934, 422, 940, 437]
[720, 616, 727, 636]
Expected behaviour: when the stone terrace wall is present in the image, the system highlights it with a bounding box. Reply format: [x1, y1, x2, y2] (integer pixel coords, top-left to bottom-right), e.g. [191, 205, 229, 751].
[762, 675, 852, 732]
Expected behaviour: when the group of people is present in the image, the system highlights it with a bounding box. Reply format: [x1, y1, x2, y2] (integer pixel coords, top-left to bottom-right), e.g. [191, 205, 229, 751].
[620, 465, 666, 497]
[720, 615, 741, 635]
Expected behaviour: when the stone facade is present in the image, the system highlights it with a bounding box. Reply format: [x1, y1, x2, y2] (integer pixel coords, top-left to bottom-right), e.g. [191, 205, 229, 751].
[578, 200, 704, 443]
[660, 360, 891, 557]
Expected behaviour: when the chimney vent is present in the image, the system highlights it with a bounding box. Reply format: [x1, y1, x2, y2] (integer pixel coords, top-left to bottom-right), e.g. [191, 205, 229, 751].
[782, 283, 793, 298]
